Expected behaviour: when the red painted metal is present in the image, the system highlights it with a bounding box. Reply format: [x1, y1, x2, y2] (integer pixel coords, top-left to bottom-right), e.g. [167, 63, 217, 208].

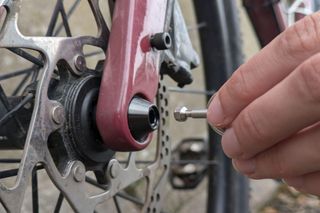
[0, 6, 5, 18]
[243, 0, 285, 47]
[96, 0, 168, 151]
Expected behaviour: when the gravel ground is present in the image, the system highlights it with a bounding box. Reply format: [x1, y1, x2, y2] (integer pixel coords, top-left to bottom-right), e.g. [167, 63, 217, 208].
[259, 184, 320, 213]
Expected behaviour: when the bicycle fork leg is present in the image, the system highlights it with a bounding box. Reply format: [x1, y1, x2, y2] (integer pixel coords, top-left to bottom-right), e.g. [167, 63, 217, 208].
[243, 0, 286, 46]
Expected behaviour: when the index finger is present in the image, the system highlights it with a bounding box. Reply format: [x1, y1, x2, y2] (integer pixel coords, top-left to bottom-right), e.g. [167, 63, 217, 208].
[207, 12, 320, 127]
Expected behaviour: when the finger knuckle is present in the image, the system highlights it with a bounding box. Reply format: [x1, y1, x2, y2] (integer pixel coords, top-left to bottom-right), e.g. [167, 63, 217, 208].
[269, 147, 287, 177]
[297, 56, 320, 102]
[237, 110, 268, 146]
[253, 148, 287, 178]
[224, 66, 251, 103]
[280, 13, 320, 57]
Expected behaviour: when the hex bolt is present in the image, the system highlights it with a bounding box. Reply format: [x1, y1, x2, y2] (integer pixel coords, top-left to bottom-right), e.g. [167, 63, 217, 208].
[150, 32, 172, 50]
[24, 102, 32, 110]
[174, 106, 225, 136]
[51, 105, 65, 125]
[73, 164, 86, 182]
[110, 161, 121, 179]
[74, 55, 87, 72]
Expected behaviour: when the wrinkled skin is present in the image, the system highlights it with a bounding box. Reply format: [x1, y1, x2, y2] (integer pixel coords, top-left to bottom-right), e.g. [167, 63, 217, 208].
[207, 11, 320, 195]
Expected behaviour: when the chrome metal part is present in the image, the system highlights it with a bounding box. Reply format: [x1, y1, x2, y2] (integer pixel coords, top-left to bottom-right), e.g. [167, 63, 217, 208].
[168, 87, 216, 96]
[174, 106, 207, 121]
[174, 106, 225, 136]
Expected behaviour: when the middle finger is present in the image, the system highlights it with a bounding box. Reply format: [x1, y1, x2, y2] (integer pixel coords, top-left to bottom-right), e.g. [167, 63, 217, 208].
[222, 52, 320, 159]
[234, 122, 320, 178]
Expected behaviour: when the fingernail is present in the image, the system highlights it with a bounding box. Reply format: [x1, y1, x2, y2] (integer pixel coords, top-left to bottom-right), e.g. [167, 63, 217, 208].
[285, 177, 303, 188]
[235, 159, 255, 175]
[221, 128, 242, 158]
[232, 160, 240, 172]
[207, 94, 224, 126]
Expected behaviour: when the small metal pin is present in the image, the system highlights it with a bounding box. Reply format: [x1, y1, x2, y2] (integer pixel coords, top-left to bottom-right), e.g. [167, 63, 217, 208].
[174, 106, 225, 136]
[174, 106, 207, 121]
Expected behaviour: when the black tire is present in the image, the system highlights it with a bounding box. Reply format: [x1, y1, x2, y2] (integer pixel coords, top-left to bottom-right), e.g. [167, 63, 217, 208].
[314, 0, 320, 11]
[193, 1, 250, 213]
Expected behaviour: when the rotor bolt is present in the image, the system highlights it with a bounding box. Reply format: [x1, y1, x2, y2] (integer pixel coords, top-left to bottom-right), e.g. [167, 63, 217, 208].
[51, 105, 65, 125]
[74, 55, 87, 72]
[73, 164, 86, 182]
[110, 161, 121, 179]
[24, 102, 32, 110]
[150, 32, 172, 50]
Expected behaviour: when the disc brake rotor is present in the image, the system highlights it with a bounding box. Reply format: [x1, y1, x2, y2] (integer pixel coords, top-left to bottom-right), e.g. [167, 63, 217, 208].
[0, 0, 171, 212]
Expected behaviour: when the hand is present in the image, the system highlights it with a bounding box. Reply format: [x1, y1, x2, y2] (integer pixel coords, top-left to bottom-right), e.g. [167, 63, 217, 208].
[207, 12, 320, 195]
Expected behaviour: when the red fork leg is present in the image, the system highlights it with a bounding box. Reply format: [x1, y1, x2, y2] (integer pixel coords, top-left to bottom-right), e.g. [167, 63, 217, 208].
[96, 0, 168, 151]
[243, 0, 286, 47]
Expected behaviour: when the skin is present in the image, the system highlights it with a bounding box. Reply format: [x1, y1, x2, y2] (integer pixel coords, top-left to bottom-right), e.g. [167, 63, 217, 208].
[207, 11, 320, 195]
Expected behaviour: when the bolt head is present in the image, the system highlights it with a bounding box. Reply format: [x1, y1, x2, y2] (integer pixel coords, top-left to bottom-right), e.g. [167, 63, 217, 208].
[150, 32, 172, 50]
[73, 165, 85, 182]
[110, 161, 121, 179]
[24, 102, 32, 109]
[51, 105, 65, 125]
[174, 106, 188, 122]
[74, 55, 87, 72]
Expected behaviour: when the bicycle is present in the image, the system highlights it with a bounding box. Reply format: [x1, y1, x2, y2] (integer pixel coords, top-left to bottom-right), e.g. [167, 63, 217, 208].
[0, 0, 317, 212]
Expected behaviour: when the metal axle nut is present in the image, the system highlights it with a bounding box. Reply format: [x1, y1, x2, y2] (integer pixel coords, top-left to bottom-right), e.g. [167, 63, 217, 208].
[74, 55, 87, 73]
[73, 165, 85, 182]
[174, 106, 207, 122]
[51, 105, 65, 125]
[174, 106, 189, 122]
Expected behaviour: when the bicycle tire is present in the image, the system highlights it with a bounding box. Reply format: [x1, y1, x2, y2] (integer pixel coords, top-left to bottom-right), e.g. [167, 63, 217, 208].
[314, 0, 320, 10]
[193, 0, 250, 212]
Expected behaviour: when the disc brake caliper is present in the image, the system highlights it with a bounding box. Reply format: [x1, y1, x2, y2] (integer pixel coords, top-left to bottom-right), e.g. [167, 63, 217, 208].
[161, 1, 200, 88]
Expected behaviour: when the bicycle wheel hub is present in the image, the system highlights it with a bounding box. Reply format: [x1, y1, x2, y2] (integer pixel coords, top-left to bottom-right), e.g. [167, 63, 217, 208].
[63, 75, 114, 165]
